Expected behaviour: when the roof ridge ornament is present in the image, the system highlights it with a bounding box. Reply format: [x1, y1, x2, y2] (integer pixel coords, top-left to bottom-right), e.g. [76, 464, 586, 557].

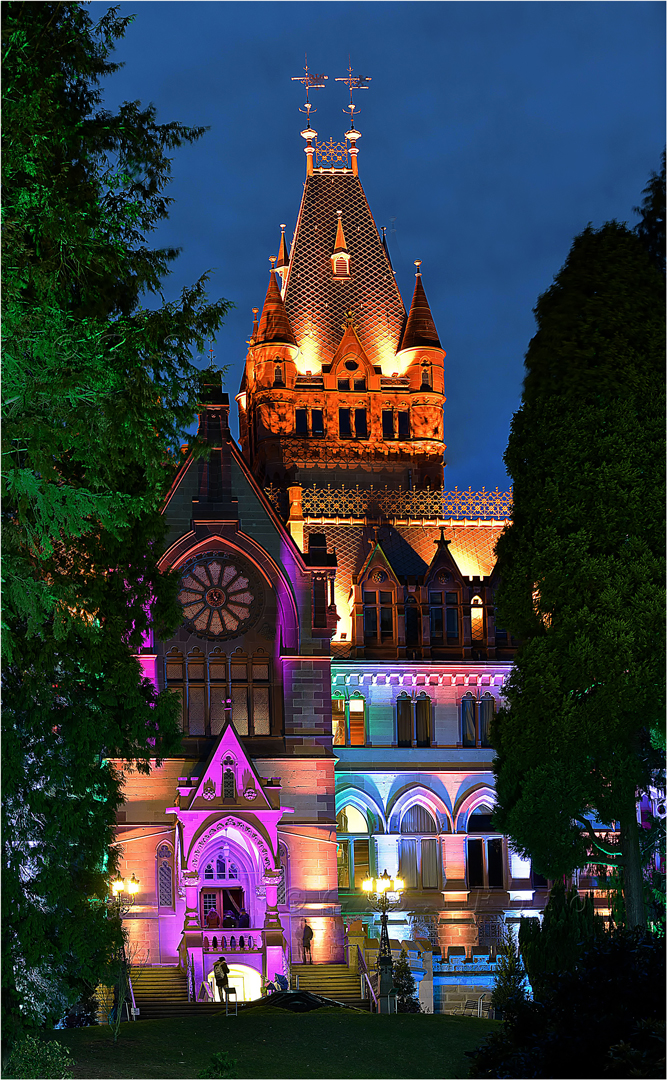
[292, 57, 328, 177]
[335, 63, 370, 177]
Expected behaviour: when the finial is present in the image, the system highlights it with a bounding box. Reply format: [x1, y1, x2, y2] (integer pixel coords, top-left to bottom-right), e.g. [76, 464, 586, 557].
[251, 307, 259, 341]
[207, 339, 216, 372]
[292, 56, 327, 130]
[280, 224, 286, 233]
[414, 260, 422, 277]
[269, 255, 277, 270]
[336, 63, 369, 176]
[337, 210, 342, 218]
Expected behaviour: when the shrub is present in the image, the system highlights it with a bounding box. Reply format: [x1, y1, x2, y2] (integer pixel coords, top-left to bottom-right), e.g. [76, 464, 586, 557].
[518, 881, 603, 1000]
[491, 926, 528, 1019]
[4, 1035, 74, 1079]
[467, 929, 665, 1078]
[198, 1050, 239, 1079]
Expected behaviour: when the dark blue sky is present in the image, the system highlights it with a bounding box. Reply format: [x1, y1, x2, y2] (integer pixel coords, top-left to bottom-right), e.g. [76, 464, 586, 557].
[89, 1, 664, 493]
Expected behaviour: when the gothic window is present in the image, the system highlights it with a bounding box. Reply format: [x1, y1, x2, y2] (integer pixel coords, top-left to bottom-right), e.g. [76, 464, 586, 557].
[471, 595, 484, 645]
[401, 805, 437, 834]
[397, 412, 410, 439]
[405, 597, 420, 648]
[467, 837, 504, 889]
[311, 409, 324, 437]
[339, 408, 352, 438]
[382, 410, 395, 440]
[230, 658, 272, 736]
[312, 576, 328, 629]
[461, 693, 494, 747]
[216, 854, 227, 877]
[177, 555, 262, 640]
[421, 364, 432, 389]
[415, 693, 432, 747]
[353, 378, 367, 392]
[338, 377, 350, 391]
[273, 364, 284, 387]
[397, 693, 412, 747]
[227, 863, 239, 880]
[468, 806, 494, 833]
[363, 590, 394, 643]
[337, 841, 350, 889]
[295, 409, 308, 434]
[354, 409, 368, 438]
[204, 862, 215, 880]
[157, 843, 174, 907]
[165, 648, 185, 731]
[223, 768, 235, 799]
[348, 695, 365, 745]
[429, 591, 459, 644]
[336, 805, 368, 833]
[332, 696, 346, 746]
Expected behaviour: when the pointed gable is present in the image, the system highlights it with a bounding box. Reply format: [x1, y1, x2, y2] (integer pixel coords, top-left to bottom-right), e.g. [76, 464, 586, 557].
[255, 269, 297, 347]
[400, 269, 442, 351]
[331, 317, 372, 371]
[186, 715, 273, 812]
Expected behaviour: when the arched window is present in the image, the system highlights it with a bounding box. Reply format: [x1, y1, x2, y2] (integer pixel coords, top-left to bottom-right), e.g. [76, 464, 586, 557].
[405, 596, 421, 649]
[216, 854, 227, 878]
[468, 805, 494, 833]
[471, 595, 484, 645]
[348, 695, 365, 746]
[336, 805, 368, 833]
[429, 590, 459, 644]
[332, 696, 346, 746]
[204, 862, 214, 880]
[363, 587, 394, 644]
[401, 805, 437, 834]
[157, 843, 174, 907]
[396, 693, 412, 747]
[461, 693, 494, 747]
[223, 768, 236, 799]
[415, 693, 431, 748]
[273, 364, 284, 387]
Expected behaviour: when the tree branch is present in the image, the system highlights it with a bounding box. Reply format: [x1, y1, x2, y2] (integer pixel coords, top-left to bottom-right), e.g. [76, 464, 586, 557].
[575, 817, 625, 865]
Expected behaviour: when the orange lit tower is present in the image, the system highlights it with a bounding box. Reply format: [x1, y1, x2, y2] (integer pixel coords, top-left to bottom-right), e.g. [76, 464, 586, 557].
[237, 113, 446, 491]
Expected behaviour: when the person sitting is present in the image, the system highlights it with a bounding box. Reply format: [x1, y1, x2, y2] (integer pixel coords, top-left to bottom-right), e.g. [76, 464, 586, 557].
[238, 908, 250, 928]
[206, 909, 220, 928]
[223, 910, 237, 928]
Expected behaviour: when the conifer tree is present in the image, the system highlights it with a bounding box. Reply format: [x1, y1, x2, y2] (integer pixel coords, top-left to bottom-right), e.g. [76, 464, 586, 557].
[2, 2, 230, 1044]
[518, 882, 604, 1000]
[493, 206, 665, 928]
[393, 949, 420, 1012]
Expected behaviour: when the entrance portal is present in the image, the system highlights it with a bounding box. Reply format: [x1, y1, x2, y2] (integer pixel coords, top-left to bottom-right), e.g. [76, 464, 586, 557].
[201, 887, 244, 928]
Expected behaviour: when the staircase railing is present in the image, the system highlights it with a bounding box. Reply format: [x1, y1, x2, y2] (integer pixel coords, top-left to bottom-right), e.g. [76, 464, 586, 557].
[357, 946, 378, 1011]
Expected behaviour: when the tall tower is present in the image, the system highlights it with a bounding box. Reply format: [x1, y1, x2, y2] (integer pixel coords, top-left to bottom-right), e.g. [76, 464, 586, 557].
[237, 108, 446, 492]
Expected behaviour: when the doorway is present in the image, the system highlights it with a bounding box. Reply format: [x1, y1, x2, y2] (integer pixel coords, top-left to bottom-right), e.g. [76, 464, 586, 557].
[201, 887, 245, 927]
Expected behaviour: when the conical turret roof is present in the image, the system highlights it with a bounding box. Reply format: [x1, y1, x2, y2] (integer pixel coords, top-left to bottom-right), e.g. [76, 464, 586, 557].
[400, 271, 441, 351]
[276, 225, 289, 270]
[255, 269, 297, 346]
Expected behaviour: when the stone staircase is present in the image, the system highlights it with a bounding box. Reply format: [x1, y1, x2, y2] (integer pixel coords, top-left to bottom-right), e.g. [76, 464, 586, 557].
[130, 965, 222, 1021]
[291, 963, 371, 1011]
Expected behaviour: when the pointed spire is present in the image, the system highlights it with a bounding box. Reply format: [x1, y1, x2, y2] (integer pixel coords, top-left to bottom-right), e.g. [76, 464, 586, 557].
[276, 225, 289, 271]
[400, 262, 441, 351]
[255, 260, 297, 347]
[333, 210, 348, 254]
[381, 226, 394, 272]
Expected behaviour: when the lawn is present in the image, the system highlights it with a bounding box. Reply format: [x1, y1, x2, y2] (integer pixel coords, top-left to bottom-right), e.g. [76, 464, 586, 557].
[46, 1007, 496, 1079]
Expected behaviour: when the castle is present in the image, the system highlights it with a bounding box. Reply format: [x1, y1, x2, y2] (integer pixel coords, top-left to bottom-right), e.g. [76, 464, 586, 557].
[113, 87, 549, 1011]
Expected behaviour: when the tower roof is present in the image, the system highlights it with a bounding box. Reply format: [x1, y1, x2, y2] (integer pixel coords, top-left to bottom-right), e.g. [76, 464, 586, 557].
[276, 225, 289, 270]
[400, 268, 441, 351]
[284, 173, 405, 370]
[255, 268, 297, 347]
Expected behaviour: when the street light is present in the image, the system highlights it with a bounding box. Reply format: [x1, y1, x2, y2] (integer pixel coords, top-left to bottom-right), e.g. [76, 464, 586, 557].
[362, 870, 405, 1013]
[107, 871, 141, 1025]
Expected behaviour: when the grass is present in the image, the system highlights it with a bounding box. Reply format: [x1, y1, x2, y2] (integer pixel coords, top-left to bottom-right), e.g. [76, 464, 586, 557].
[45, 1008, 497, 1079]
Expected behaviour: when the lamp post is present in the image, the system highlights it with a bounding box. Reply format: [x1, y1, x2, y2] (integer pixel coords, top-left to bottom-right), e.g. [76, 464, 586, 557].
[362, 869, 404, 1014]
[107, 872, 140, 1026]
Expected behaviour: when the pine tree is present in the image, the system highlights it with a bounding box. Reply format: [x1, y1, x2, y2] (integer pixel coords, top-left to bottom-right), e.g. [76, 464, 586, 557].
[393, 949, 420, 1012]
[491, 926, 528, 1019]
[2, 2, 230, 1045]
[633, 149, 665, 275]
[518, 882, 604, 1000]
[493, 214, 665, 929]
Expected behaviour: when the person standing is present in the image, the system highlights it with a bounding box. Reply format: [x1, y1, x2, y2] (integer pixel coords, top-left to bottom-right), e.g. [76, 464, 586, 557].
[302, 920, 313, 964]
[213, 957, 230, 1001]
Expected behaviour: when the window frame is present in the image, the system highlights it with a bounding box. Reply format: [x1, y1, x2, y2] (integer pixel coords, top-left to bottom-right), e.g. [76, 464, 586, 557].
[460, 692, 495, 748]
[466, 835, 505, 890]
[362, 587, 396, 645]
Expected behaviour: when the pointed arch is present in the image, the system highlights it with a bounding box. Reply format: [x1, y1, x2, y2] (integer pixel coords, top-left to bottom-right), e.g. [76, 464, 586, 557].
[454, 784, 498, 832]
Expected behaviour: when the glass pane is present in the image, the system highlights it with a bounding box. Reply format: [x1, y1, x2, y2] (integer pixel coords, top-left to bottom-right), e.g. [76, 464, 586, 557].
[337, 378, 350, 391]
[231, 664, 247, 681]
[430, 607, 444, 641]
[252, 663, 269, 681]
[158, 861, 173, 906]
[364, 607, 377, 640]
[354, 409, 368, 438]
[379, 592, 392, 605]
[354, 378, 366, 391]
[415, 697, 431, 747]
[469, 813, 493, 833]
[488, 838, 504, 888]
[446, 593, 458, 605]
[202, 892, 217, 914]
[467, 839, 484, 888]
[405, 603, 420, 646]
[421, 838, 439, 889]
[311, 410, 324, 436]
[349, 701, 364, 746]
[429, 592, 443, 605]
[401, 805, 437, 834]
[332, 699, 346, 746]
[353, 839, 370, 888]
[295, 409, 308, 434]
[382, 410, 394, 439]
[380, 606, 393, 638]
[462, 698, 476, 746]
[399, 839, 418, 888]
[397, 412, 410, 438]
[339, 408, 352, 437]
[446, 608, 458, 639]
[397, 697, 412, 746]
[188, 686, 206, 736]
[471, 606, 484, 644]
[252, 687, 270, 735]
[210, 685, 227, 735]
[479, 697, 494, 746]
[232, 686, 248, 736]
[337, 842, 350, 889]
[363, 592, 376, 604]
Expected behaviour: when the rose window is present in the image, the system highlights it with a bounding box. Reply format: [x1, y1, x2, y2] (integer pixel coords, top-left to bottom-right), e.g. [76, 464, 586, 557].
[177, 555, 262, 640]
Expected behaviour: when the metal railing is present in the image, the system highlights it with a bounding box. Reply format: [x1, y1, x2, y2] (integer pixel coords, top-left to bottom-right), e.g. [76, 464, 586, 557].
[357, 945, 378, 1011]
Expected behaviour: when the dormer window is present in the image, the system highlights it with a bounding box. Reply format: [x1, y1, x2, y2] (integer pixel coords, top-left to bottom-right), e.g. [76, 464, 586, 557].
[333, 254, 350, 277]
[331, 210, 350, 277]
[273, 364, 284, 387]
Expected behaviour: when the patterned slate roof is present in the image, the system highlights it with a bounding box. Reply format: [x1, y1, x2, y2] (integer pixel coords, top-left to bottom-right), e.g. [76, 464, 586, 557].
[283, 173, 406, 370]
[304, 523, 502, 603]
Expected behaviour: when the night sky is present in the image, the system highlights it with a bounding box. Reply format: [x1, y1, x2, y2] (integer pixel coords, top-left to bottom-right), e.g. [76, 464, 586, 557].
[88, 1, 664, 493]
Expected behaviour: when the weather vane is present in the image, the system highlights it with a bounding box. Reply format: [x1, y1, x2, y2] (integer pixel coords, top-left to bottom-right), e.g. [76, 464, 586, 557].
[335, 62, 371, 127]
[207, 340, 216, 372]
[291, 56, 328, 129]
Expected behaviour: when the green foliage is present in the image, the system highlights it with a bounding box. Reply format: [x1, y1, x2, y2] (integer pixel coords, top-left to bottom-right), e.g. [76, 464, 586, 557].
[393, 949, 422, 1012]
[467, 929, 665, 1079]
[492, 216, 665, 926]
[198, 1050, 239, 1079]
[518, 882, 604, 999]
[1, 0, 230, 1048]
[634, 149, 665, 275]
[490, 927, 528, 1018]
[4, 1035, 74, 1079]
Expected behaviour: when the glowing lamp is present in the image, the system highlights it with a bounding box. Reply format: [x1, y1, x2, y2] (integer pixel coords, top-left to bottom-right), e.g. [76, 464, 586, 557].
[362, 878, 373, 892]
[111, 876, 124, 896]
[127, 873, 140, 896]
[393, 878, 404, 893]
